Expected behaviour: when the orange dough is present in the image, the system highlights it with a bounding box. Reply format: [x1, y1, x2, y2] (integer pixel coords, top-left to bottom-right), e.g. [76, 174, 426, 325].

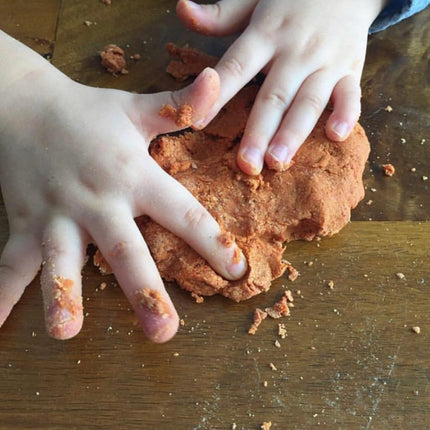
[94, 46, 370, 303]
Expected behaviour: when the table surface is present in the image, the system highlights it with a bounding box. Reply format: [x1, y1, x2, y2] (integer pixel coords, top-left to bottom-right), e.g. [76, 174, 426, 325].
[0, 1, 429, 429]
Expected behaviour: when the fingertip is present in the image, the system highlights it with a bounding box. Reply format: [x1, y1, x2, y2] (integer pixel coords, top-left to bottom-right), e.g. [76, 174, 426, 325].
[189, 67, 220, 128]
[47, 316, 84, 340]
[176, 0, 208, 34]
[144, 314, 179, 344]
[265, 144, 293, 172]
[133, 288, 179, 343]
[237, 147, 264, 176]
[326, 117, 356, 142]
[43, 276, 84, 341]
[225, 247, 248, 280]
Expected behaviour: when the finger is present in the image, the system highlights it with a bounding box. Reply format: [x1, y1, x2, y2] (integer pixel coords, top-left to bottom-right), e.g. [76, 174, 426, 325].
[176, 0, 258, 36]
[201, 28, 274, 127]
[87, 207, 179, 343]
[40, 217, 87, 340]
[265, 71, 335, 171]
[134, 67, 220, 138]
[237, 60, 305, 175]
[325, 75, 361, 141]
[0, 234, 41, 327]
[138, 159, 247, 281]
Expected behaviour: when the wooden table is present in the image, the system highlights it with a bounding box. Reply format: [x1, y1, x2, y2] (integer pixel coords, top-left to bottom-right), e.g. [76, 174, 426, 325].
[1, 2, 429, 429]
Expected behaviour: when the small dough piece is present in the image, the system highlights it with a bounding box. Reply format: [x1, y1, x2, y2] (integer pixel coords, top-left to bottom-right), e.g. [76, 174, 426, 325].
[100, 44, 127, 74]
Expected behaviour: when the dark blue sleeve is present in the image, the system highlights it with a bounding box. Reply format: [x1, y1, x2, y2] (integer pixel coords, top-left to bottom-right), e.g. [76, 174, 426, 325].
[370, 0, 430, 33]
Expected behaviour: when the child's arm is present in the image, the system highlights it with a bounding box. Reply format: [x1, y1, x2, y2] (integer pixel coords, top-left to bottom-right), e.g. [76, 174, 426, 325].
[0, 31, 247, 342]
[177, 0, 390, 175]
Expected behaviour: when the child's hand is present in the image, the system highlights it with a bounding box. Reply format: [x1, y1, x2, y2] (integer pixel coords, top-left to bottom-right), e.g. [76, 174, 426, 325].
[0, 42, 246, 342]
[177, 0, 387, 174]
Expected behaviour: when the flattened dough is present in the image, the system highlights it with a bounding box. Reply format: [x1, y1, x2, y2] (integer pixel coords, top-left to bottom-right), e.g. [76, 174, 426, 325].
[95, 46, 370, 302]
[140, 90, 369, 301]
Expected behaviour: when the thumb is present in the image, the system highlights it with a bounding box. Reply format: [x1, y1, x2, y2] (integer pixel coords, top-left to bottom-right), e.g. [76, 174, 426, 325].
[133, 67, 220, 139]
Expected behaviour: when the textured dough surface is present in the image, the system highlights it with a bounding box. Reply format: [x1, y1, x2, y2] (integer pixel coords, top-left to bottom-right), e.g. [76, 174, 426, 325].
[138, 84, 370, 302]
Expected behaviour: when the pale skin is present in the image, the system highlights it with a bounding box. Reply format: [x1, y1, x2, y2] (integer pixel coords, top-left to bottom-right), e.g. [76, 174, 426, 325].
[0, 0, 389, 342]
[177, 0, 389, 174]
[0, 31, 247, 342]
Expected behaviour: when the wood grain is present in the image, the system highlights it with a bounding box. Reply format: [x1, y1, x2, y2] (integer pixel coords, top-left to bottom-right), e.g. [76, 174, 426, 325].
[0, 222, 429, 429]
[0, 1, 429, 429]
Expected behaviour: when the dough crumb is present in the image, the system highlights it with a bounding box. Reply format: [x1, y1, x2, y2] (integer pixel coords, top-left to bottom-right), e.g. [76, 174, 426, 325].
[191, 292, 204, 303]
[102, 0, 111, 4]
[382, 163, 395, 177]
[93, 249, 112, 275]
[265, 291, 293, 319]
[248, 308, 267, 335]
[269, 363, 277, 371]
[285, 261, 299, 281]
[396, 272, 406, 280]
[385, 105, 393, 112]
[261, 423, 272, 430]
[135, 288, 170, 318]
[411, 326, 421, 334]
[278, 323, 287, 339]
[159, 103, 193, 128]
[166, 43, 218, 81]
[327, 280, 335, 289]
[100, 44, 127, 74]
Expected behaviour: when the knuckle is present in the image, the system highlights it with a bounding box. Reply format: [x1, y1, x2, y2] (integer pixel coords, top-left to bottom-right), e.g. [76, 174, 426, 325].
[300, 93, 325, 116]
[262, 89, 290, 110]
[222, 56, 245, 78]
[184, 205, 210, 230]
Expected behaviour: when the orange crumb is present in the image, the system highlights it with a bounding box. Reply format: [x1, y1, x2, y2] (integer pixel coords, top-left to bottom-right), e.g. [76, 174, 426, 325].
[218, 231, 235, 248]
[248, 308, 267, 335]
[232, 246, 241, 265]
[102, 0, 111, 4]
[93, 249, 112, 275]
[268, 363, 277, 371]
[159, 103, 193, 127]
[278, 323, 287, 339]
[47, 276, 83, 336]
[265, 291, 293, 319]
[131, 53, 141, 60]
[284, 261, 299, 281]
[191, 292, 204, 303]
[382, 163, 395, 177]
[135, 288, 171, 318]
[100, 44, 127, 74]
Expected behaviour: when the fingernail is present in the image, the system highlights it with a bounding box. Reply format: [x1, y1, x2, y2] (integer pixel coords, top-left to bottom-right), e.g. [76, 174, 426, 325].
[333, 121, 350, 139]
[239, 147, 263, 175]
[268, 144, 292, 171]
[227, 248, 248, 279]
